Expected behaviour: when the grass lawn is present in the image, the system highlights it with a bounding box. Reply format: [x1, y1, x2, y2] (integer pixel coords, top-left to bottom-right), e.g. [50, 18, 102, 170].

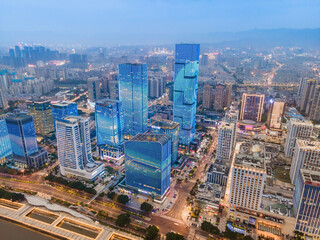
[274, 166, 291, 183]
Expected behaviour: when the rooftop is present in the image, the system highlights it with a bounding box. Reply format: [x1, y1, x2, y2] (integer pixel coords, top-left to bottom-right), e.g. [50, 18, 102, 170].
[130, 133, 171, 145]
[96, 99, 121, 107]
[297, 139, 320, 150]
[301, 169, 320, 185]
[234, 142, 265, 170]
[289, 117, 313, 125]
[150, 117, 179, 129]
[6, 111, 32, 122]
[51, 101, 76, 107]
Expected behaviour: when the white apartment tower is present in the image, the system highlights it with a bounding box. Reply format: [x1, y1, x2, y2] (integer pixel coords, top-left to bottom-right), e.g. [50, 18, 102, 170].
[216, 122, 236, 163]
[284, 118, 313, 158]
[229, 142, 266, 211]
[290, 140, 320, 185]
[56, 116, 104, 181]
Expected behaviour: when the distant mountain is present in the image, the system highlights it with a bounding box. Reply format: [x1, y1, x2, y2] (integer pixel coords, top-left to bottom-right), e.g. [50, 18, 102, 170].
[0, 28, 319, 48]
[202, 28, 320, 48]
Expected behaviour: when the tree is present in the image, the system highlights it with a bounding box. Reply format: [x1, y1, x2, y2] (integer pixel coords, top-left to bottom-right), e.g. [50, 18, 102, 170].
[141, 202, 153, 212]
[201, 221, 220, 235]
[145, 225, 159, 240]
[116, 213, 131, 227]
[117, 194, 129, 204]
[243, 236, 254, 240]
[166, 232, 184, 240]
[107, 191, 116, 200]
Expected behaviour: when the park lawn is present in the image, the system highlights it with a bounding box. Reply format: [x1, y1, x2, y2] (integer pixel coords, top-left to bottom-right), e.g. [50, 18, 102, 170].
[274, 166, 291, 183]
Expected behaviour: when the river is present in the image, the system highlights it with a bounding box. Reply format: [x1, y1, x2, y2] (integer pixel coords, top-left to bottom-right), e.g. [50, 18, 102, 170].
[0, 218, 55, 240]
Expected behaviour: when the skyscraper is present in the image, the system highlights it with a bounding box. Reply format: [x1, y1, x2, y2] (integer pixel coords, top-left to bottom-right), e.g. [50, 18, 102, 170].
[240, 93, 265, 122]
[124, 134, 171, 201]
[293, 169, 320, 238]
[87, 77, 101, 101]
[216, 122, 236, 163]
[266, 99, 285, 129]
[173, 44, 200, 146]
[0, 115, 12, 164]
[214, 85, 225, 110]
[308, 85, 320, 121]
[51, 101, 78, 128]
[26, 100, 54, 136]
[95, 99, 124, 160]
[119, 63, 148, 138]
[229, 142, 266, 211]
[300, 78, 317, 113]
[5, 111, 48, 168]
[202, 84, 213, 109]
[284, 118, 313, 158]
[149, 117, 179, 165]
[224, 84, 232, 108]
[0, 89, 8, 110]
[290, 140, 320, 185]
[56, 116, 104, 181]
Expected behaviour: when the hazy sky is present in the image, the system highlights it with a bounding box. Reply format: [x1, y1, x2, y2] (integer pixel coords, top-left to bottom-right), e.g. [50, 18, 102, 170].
[1, 0, 320, 45]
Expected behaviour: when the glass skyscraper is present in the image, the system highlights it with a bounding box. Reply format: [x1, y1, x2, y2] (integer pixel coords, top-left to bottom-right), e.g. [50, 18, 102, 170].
[173, 44, 200, 146]
[0, 115, 12, 163]
[119, 63, 148, 138]
[6, 112, 38, 158]
[125, 134, 171, 199]
[95, 99, 124, 147]
[149, 117, 179, 165]
[26, 100, 54, 136]
[51, 101, 78, 129]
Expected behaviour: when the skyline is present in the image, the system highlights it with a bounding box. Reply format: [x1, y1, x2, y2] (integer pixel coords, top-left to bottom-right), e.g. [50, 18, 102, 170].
[1, 0, 320, 46]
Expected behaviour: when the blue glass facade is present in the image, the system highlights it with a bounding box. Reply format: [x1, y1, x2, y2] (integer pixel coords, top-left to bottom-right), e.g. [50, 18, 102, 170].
[125, 134, 171, 197]
[6, 113, 38, 158]
[173, 44, 200, 145]
[95, 99, 124, 147]
[119, 63, 148, 138]
[51, 101, 78, 128]
[0, 117, 12, 162]
[149, 118, 179, 165]
[293, 170, 320, 236]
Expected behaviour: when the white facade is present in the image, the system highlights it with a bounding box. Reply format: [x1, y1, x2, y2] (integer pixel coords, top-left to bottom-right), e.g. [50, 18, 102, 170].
[56, 116, 104, 181]
[284, 118, 313, 158]
[0, 89, 8, 109]
[290, 140, 320, 185]
[216, 122, 236, 162]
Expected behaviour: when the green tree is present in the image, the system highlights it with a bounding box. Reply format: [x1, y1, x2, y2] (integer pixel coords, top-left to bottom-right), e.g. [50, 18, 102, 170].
[201, 221, 220, 234]
[116, 213, 131, 227]
[166, 232, 184, 240]
[107, 191, 116, 200]
[117, 194, 130, 204]
[145, 225, 159, 240]
[141, 202, 153, 212]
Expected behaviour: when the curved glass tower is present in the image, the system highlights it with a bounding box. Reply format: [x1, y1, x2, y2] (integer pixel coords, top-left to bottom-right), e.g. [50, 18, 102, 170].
[173, 44, 200, 146]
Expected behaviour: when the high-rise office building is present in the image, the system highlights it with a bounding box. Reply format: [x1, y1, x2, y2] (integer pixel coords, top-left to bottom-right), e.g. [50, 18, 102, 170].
[284, 118, 313, 158]
[300, 78, 317, 113]
[266, 99, 285, 129]
[56, 116, 104, 181]
[240, 93, 265, 122]
[201, 54, 209, 66]
[87, 77, 101, 101]
[224, 84, 232, 108]
[26, 100, 54, 136]
[229, 142, 266, 211]
[173, 44, 200, 146]
[149, 117, 179, 165]
[108, 80, 119, 100]
[293, 169, 320, 238]
[216, 122, 236, 163]
[95, 99, 124, 160]
[0, 89, 8, 109]
[5, 111, 48, 168]
[0, 115, 12, 164]
[214, 85, 225, 110]
[308, 85, 320, 121]
[51, 101, 78, 128]
[119, 63, 148, 138]
[290, 140, 320, 185]
[124, 134, 171, 201]
[202, 84, 213, 109]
